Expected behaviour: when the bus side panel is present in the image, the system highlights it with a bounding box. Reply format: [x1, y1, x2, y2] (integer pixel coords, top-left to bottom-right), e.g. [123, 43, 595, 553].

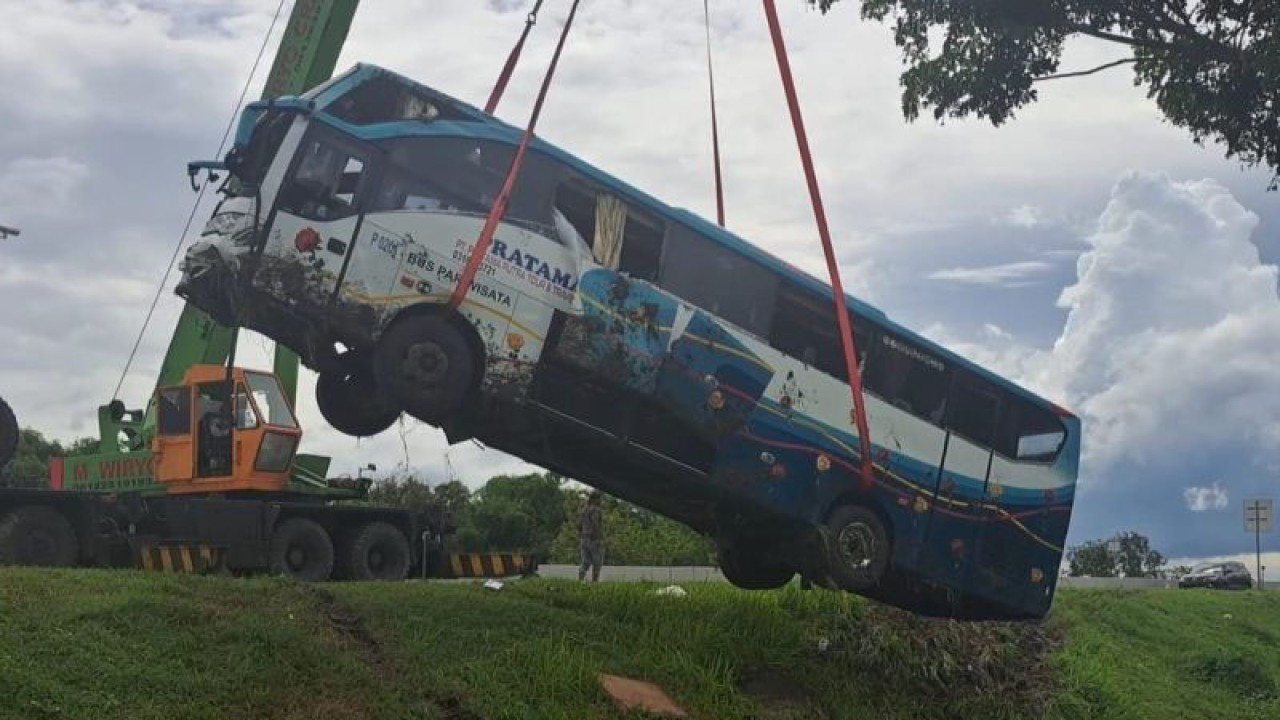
[554, 269, 676, 394]
[656, 310, 773, 441]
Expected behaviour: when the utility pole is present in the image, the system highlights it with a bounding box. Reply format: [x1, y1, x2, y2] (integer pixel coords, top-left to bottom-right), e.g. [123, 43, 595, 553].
[0, 224, 20, 240]
[1244, 498, 1273, 589]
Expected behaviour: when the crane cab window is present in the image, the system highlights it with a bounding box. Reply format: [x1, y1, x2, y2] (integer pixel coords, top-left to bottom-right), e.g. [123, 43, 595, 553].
[195, 383, 233, 478]
[156, 387, 192, 436]
[234, 385, 259, 430]
[246, 373, 298, 428]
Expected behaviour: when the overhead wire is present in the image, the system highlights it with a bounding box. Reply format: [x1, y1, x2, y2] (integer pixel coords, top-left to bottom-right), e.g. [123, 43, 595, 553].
[112, 0, 288, 401]
[704, 0, 726, 227]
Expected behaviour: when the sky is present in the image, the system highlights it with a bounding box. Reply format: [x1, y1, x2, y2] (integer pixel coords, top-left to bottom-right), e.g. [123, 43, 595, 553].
[0, 0, 1277, 564]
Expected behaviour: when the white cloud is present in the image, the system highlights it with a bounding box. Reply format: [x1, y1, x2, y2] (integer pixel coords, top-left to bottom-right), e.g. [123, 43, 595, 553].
[926, 172, 1280, 486]
[927, 260, 1053, 286]
[1184, 482, 1229, 512]
[1004, 204, 1049, 228]
[0, 157, 90, 220]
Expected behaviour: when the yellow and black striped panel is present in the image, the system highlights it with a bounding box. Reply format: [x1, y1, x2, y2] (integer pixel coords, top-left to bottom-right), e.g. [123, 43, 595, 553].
[136, 545, 224, 574]
[445, 552, 537, 578]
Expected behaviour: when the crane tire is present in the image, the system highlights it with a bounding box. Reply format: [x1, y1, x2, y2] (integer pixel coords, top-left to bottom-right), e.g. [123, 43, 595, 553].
[341, 522, 411, 582]
[0, 505, 78, 567]
[269, 518, 334, 582]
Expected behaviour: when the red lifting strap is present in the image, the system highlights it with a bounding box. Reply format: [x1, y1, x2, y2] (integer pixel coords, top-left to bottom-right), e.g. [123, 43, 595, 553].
[704, 0, 726, 227]
[761, 0, 875, 488]
[449, 0, 582, 312]
[485, 0, 546, 114]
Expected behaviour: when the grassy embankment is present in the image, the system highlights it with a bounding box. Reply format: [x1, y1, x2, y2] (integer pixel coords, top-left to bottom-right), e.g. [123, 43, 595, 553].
[1, 569, 1278, 719]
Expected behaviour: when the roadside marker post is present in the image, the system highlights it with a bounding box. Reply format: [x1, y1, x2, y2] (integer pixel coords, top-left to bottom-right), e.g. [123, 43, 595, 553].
[1244, 498, 1273, 588]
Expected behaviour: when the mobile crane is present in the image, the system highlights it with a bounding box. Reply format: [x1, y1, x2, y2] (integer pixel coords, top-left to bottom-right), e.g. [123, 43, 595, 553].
[0, 0, 534, 582]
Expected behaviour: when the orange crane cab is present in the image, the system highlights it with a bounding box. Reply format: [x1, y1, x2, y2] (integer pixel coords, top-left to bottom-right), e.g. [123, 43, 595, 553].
[152, 365, 302, 494]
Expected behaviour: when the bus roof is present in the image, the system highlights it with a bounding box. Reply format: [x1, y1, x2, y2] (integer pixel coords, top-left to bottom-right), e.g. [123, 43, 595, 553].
[306, 64, 1073, 416]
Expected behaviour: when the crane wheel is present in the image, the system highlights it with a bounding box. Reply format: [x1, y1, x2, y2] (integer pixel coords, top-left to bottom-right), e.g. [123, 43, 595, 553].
[315, 364, 400, 438]
[0, 395, 17, 473]
[0, 506, 78, 567]
[341, 522, 411, 581]
[373, 315, 474, 424]
[269, 518, 334, 582]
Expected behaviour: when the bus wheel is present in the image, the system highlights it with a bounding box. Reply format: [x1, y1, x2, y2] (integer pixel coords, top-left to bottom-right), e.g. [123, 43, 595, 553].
[269, 518, 334, 582]
[718, 540, 794, 590]
[374, 315, 474, 422]
[316, 365, 400, 437]
[342, 522, 411, 581]
[0, 506, 78, 567]
[825, 504, 889, 592]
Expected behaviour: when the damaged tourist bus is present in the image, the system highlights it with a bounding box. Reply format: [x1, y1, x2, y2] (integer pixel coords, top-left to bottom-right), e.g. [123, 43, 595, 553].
[179, 64, 1080, 619]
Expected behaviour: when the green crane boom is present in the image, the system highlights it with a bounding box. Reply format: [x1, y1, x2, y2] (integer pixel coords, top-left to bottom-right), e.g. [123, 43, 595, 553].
[72, 0, 361, 494]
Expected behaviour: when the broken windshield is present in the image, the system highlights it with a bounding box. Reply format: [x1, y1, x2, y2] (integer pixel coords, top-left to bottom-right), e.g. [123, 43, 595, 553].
[326, 73, 469, 126]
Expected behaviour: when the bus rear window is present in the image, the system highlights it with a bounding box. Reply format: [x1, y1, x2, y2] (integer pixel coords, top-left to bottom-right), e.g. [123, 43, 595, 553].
[997, 400, 1066, 462]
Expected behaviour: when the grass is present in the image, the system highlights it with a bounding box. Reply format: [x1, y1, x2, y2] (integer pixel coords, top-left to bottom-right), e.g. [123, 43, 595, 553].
[1, 570, 1278, 719]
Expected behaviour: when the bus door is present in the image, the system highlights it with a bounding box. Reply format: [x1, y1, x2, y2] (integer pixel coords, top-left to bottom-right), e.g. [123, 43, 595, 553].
[258, 127, 378, 309]
[921, 376, 999, 592]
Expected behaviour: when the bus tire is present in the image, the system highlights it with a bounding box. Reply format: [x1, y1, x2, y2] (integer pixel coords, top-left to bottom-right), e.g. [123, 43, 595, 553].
[374, 315, 474, 422]
[269, 518, 334, 582]
[825, 504, 889, 592]
[718, 540, 794, 590]
[0, 506, 78, 567]
[315, 365, 400, 438]
[341, 522, 411, 582]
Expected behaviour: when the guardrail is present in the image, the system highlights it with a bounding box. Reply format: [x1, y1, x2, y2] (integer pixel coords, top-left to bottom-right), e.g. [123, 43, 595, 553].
[536, 565, 1280, 590]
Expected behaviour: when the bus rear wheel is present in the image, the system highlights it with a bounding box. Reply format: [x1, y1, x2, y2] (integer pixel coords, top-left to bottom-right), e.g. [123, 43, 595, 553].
[374, 315, 474, 423]
[718, 539, 794, 590]
[316, 363, 400, 437]
[269, 518, 334, 582]
[824, 504, 889, 592]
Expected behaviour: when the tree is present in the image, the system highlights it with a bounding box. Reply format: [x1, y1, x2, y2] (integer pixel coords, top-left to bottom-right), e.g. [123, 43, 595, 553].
[809, 1, 1280, 187]
[548, 490, 715, 566]
[459, 473, 567, 557]
[0, 428, 98, 487]
[1067, 530, 1166, 577]
[366, 473, 438, 510]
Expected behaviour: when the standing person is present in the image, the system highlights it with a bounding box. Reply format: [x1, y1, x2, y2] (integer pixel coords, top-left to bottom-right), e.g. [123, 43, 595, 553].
[578, 490, 605, 582]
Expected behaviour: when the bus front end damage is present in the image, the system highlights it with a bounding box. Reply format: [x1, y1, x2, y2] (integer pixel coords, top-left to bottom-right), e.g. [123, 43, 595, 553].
[177, 196, 259, 328]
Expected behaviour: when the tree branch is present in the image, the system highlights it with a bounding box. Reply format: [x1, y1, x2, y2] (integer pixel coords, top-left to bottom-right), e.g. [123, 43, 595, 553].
[1033, 57, 1137, 82]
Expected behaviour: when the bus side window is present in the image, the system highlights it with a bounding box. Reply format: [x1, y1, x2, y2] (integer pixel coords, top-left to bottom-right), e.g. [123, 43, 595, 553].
[769, 283, 878, 382]
[660, 225, 775, 337]
[998, 401, 1066, 462]
[863, 332, 949, 425]
[946, 372, 1000, 447]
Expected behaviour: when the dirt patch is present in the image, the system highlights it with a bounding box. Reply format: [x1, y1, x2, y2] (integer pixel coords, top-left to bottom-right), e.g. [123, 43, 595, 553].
[737, 667, 825, 720]
[836, 603, 1064, 715]
[297, 584, 482, 720]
